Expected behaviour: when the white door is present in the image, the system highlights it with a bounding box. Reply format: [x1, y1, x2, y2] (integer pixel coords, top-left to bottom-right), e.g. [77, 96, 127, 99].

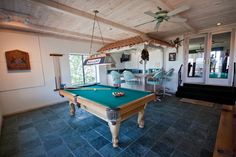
[184, 35, 207, 83]
[205, 31, 235, 86]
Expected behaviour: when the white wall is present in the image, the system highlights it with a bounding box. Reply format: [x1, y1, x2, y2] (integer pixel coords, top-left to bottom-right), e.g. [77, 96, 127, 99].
[104, 46, 165, 87]
[124, 50, 142, 69]
[124, 47, 164, 70]
[146, 47, 164, 69]
[107, 44, 163, 71]
[0, 33, 44, 91]
[107, 53, 125, 70]
[164, 36, 184, 93]
[97, 65, 108, 84]
[0, 30, 101, 115]
[106, 46, 164, 71]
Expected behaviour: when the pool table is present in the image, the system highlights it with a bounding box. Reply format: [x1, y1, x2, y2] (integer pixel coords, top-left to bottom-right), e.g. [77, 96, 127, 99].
[59, 84, 156, 147]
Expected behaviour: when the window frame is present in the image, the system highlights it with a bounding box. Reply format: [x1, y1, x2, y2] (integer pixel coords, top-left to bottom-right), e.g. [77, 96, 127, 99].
[69, 53, 97, 85]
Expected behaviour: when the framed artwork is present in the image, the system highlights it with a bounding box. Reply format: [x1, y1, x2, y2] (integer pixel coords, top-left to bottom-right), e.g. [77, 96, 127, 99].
[169, 53, 176, 61]
[5, 50, 31, 70]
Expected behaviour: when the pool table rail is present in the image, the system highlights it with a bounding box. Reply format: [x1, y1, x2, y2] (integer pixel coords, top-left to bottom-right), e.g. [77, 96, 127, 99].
[119, 93, 156, 120]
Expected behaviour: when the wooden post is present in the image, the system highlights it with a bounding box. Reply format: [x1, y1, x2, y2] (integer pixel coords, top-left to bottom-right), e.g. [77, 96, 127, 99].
[50, 53, 63, 91]
[143, 59, 147, 74]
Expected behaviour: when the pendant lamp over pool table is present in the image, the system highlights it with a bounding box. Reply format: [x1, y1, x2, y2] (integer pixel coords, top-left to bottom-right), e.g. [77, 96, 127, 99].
[83, 10, 115, 66]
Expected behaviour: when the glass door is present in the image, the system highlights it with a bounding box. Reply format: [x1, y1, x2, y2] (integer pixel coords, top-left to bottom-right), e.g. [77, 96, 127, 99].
[206, 32, 233, 86]
[185, 35, 207, 83]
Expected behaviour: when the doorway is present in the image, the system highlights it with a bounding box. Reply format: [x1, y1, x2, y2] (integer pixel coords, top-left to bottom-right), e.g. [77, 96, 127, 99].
[185, 35, 207, 84]
[206, 32, 233, 85]
[184, 31, 234, 86]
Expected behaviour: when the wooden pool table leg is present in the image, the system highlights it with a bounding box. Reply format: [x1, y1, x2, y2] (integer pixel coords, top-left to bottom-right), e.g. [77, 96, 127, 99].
[69, 101, 75, 116]
[138, 110, 145, 128]
[108, 120, 121, 148]
[138, 104, 147, 128]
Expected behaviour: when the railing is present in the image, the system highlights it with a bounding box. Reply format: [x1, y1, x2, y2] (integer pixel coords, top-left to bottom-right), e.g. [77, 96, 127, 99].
[178, 64, 183, 87]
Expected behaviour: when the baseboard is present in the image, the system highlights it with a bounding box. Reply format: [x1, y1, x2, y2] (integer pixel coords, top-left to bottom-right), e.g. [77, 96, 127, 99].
[3, 101, 68, 117]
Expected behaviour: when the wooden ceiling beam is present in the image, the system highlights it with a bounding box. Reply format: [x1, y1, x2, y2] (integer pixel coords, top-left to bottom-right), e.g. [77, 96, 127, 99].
[0, 8, 115, 42]
[0, 14, 115, 43]
[0, 21, 110, 44]
[157, 0, 197, 32]
[30, 0, 144, 35]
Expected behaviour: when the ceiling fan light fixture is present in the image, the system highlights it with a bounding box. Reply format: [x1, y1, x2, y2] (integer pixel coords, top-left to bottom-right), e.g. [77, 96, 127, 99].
[24, 17, 30, 24]
[156, 12, 167, 18]
[138, 5, 190, 30]
[217, 22, 222, 26]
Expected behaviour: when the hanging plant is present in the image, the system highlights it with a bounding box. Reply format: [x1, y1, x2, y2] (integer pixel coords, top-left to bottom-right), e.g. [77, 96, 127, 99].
[141, 48, 149, 61]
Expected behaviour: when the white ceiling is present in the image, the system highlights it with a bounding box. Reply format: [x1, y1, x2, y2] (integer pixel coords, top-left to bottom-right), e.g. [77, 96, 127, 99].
[0, 0, 236, 43]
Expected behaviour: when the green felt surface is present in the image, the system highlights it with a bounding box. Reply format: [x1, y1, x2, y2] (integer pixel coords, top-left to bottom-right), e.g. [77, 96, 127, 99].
[64, 84, 152, 108]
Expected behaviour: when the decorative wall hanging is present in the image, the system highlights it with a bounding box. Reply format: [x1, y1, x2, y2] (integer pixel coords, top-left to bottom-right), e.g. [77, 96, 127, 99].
[169, 53, 176, 61]
[139, 48, 149, 74]
[5, 49, 31, 70]
[141, 48, 149, 61]
[169, 37, 184, 53]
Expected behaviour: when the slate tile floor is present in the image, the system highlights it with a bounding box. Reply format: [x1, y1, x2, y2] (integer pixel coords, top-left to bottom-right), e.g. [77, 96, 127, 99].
[0, 96, 221, 157]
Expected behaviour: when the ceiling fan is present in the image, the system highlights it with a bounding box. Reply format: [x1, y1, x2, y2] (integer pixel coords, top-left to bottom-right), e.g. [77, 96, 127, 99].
[135, 5, 190, 30]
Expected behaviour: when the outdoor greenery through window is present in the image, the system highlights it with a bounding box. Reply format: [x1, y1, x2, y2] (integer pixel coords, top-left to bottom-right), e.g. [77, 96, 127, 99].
[69, 54, 97, 85]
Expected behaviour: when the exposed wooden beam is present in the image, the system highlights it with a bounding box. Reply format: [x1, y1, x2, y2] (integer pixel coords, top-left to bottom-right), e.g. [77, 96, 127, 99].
[0, 21, 109, 44]
[157, 0, 197, 32]
[0, 8, 115, 42]
[0, 8, 32, 19]
[30, 0, 144, 35]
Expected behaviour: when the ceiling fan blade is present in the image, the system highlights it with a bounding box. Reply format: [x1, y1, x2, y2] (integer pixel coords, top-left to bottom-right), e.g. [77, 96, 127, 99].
[134, 20, 156, 27]
[168, 17, 187, 23]
[144, 11, 156, 17]
[167, 5, 190, 16]
[154, 22, 161, 31]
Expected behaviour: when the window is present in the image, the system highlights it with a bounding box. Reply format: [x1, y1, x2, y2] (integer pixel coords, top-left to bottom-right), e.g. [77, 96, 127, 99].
[69, 54, 97, 85]
[83, 56, 97, 84]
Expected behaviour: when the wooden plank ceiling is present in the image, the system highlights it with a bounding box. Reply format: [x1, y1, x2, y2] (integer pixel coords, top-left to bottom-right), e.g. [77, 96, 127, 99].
[0, 0, 236, 44]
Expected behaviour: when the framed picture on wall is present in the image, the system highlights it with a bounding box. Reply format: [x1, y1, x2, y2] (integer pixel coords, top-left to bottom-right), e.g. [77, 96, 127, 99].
[5, 49, 31, 70]
[169, 53, 176, 61]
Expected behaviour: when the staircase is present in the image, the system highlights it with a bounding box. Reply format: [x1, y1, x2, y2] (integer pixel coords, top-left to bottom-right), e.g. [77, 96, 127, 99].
[176, 83, 236, 105]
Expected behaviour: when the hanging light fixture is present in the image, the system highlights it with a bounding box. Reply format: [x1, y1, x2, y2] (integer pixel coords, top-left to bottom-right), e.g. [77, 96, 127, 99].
[83, 10, 115, 66]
